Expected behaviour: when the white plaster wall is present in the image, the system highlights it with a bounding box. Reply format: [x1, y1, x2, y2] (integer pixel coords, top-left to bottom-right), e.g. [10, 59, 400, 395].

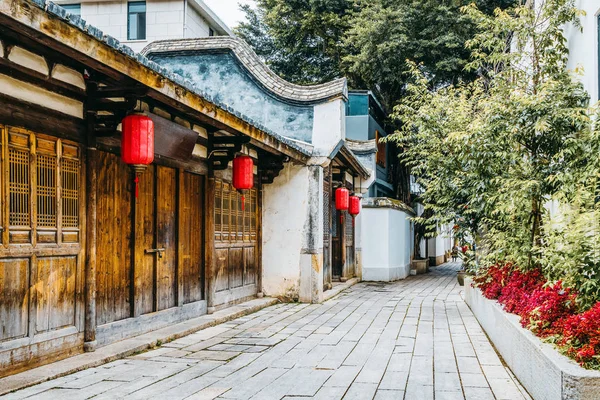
[185, 3, 211, 38]
[262, 163, 309, 299]
[361, 207, 412, 281]
[69, 0, 187, 52]
[0, 73, 83, 118]
[565, 1, 600, 103]
[312, 99, 345, 156]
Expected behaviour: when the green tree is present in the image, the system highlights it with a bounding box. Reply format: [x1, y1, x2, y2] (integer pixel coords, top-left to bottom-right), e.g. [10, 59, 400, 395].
[391, 0, 590, 270]
[235, 0, 515, 109]
[235, 0, 350, 84]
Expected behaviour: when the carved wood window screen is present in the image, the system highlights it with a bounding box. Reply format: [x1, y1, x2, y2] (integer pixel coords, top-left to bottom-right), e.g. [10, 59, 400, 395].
[37, 154, 57, 227]
[1, 125, 82, 245]
[61, 157, 80, 228]
[214, 179, 257, 243]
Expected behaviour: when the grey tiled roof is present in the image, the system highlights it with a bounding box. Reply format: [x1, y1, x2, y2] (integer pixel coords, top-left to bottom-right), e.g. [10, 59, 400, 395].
[29, 0, 312, 158]
[141, 37, 348, 104]
[345, 138, 377, 154]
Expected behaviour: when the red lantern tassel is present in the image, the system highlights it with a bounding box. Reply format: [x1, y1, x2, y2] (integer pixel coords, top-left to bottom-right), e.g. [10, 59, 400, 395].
[134, 175, 139, 198]
[241, 195, 245, 211]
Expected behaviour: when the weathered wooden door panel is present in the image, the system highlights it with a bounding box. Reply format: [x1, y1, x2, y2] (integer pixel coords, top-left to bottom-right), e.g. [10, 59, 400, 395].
[181, 172, 204, 304]
[0, 258, 29, 341]
[332, 209, 342, 278]
[229, 248, 244, 289]
[345, 212, 355, 278]
[96, 151, 132, 326]
[155, 166, 177, 311]
[135, 164, 155, 316]
[213, 179, 259, 305]
[35, 256, 76, 333]
[215, 248, 229, 292]
[243, 247, 256, 286]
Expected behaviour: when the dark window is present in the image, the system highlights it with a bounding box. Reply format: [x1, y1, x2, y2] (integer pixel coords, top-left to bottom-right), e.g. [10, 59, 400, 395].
[209, 27, 215, 37]
[128, 1, 146, 40]
[376, 130, 386, 168]
[62, 3, 81, 15]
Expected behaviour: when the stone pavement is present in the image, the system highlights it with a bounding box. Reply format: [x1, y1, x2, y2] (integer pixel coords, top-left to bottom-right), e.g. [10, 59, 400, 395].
[2, 263, 531, 400]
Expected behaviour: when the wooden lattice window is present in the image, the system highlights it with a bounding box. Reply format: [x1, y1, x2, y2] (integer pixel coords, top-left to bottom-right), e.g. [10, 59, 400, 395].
[2, 126, 81, 245]
[250, 189, 257, 241]
[9, 145, 30, 227]
[37, 153, 57, 227]
[215, 179, 258, 243]
[61, 156, 80, 228]
[214, 180, 222, 242]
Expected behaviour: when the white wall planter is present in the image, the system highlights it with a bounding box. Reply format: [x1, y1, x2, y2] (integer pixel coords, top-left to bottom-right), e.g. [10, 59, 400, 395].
[465, 278, 600, 400]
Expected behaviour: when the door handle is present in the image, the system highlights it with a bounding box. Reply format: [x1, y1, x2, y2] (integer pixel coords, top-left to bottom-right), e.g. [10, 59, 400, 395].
[145, 248, 166, 258]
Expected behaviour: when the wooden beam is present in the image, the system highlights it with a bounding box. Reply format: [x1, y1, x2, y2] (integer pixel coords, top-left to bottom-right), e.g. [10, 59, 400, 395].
[0, 57, 86, 101]
[0, 92, 85, 143]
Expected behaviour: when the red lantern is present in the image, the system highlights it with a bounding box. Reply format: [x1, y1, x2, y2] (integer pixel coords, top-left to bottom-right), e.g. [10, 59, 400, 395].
[121, 114, 154, 166]
[335, 187, 349, 211]
[349, 195, 361, 216]
[233, 155, 254, 210]
[121, 114, 154, 198]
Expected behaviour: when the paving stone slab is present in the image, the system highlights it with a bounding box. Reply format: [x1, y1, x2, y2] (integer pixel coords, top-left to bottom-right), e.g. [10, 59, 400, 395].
[3, 264, 532, 400]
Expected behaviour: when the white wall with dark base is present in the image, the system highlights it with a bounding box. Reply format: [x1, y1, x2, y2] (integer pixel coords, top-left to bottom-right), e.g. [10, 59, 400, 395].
[361, 198, 413, 282]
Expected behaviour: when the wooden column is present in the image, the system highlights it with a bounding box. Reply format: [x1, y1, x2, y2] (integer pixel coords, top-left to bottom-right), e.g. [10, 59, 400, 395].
[256, 182, 263, 298]
[176, 169, 184, 307]
[205, 175, 216, 314]
[84, 145, 97, 352]
[340, 210, 348, 282]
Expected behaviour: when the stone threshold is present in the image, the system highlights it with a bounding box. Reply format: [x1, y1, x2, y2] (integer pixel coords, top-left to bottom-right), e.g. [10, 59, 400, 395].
[323, 277, 360, 302]
[465, 278, 600, 400]
[0, 297, 279, 396]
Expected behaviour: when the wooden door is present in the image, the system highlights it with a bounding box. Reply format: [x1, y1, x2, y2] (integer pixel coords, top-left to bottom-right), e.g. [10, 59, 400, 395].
[180, 172, 204, 304]
[155, 166, 177, 311]
[97, 151, 133, 325]
[213, 179, 259, 306]
[97, 154, 205, 327]
[345, 211, 355, 278]
[332, 195, 342, 280]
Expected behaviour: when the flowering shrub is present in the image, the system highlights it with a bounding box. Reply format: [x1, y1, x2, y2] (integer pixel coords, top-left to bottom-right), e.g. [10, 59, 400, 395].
[559, 303, 600, 367]
[474, 264, 600, 369]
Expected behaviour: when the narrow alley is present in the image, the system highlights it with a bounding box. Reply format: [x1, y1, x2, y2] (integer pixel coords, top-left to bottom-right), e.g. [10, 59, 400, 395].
[2, 263, 529, 400]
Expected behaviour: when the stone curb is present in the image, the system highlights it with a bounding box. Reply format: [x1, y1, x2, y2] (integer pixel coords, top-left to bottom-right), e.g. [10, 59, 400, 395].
[465, 278, 600, 400]
[323, 278, 360, 302]
[0, 297, 279, 396]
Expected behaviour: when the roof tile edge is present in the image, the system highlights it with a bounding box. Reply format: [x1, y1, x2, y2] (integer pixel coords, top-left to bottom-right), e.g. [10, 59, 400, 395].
[141, 37, 348, 104]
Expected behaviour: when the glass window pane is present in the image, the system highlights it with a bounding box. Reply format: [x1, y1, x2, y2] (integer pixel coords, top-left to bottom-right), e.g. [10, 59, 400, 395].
[128, 1, 146, 40]
[62, 4, 81, 15]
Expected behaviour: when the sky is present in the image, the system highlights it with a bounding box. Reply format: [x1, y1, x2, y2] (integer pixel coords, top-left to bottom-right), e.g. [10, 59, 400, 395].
[203, 0, 256, 30]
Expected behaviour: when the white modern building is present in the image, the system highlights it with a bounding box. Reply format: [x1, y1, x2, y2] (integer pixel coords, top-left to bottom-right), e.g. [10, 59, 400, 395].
[53, 0, 232, 52]
[565, 1, 599, 103]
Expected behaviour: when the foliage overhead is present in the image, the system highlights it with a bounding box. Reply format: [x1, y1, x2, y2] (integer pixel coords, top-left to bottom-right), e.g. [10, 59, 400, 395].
[235, 0, 515, 109]
[391, 0, 600, 304]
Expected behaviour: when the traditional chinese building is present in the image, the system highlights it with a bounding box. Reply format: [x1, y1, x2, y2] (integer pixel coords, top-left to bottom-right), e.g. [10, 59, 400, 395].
[0, 0, 373, 377]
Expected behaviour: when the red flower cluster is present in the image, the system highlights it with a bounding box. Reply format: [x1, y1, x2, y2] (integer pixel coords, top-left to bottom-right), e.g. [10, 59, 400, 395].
[559, 303, 600, 366]
[473, 264, 600, 368]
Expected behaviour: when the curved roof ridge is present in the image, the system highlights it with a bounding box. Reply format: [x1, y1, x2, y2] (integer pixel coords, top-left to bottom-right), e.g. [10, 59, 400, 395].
[141, 37, 348, 104]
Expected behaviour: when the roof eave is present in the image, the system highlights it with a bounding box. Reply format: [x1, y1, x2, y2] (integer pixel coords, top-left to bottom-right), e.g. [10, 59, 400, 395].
[0, 0, 309, 163]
